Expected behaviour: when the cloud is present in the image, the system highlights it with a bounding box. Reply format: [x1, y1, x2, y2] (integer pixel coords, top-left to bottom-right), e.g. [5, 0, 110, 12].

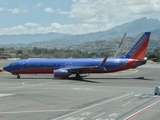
[24, 23, 40, 27]
[1, 0, 160, 35]
[56, 9, 70, 15]
[0, 22, 112, 35]
[70, 0, 110, 23]
[44, 7, 69, 14]
[70, 0, 160, 24]
[7, 8, 27, 14]
[44, 7, 54, 13]
[0, 25, 27, 35]
[33, 2, 42, 8]
[41, 22, 111, 34]
[0, 7, 4, 12]
[48, 22, 112, 34]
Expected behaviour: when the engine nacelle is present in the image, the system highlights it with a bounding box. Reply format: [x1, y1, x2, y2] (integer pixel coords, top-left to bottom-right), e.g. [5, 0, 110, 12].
[53, 69, 71, 78]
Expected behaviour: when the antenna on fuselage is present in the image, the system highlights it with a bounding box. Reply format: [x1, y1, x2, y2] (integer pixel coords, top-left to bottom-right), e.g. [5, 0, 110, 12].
[114, 33, 126, 57]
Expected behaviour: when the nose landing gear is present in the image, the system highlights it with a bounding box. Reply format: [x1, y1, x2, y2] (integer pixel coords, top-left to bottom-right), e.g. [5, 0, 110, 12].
[17, 75, 20, 79]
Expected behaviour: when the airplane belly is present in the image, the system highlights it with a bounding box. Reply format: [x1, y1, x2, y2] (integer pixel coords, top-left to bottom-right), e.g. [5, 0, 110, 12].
[12, 68, 55, 74]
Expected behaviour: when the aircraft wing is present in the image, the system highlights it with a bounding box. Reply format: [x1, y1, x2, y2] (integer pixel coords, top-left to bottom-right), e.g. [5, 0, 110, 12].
[59, 56, 108, 73]
[61, 65, 98, 73]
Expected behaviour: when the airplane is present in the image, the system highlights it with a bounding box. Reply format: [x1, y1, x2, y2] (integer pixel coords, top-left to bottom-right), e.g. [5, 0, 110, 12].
[3, 32, 151, 79]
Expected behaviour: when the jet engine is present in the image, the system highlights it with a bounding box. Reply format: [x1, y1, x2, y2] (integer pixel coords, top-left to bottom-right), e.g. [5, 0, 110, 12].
[53, 69, 71, 78]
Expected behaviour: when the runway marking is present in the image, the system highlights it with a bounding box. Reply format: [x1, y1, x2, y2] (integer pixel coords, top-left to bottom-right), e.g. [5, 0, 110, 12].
[92, 112, 105, 119]
[141, 95, 149, 98]
[0, 94, 13, 97]
[22, 82, 25, 85]
[122, 102, 131, 106]
[39, 82, 60, 84]
[124, 99, 160, 120]
[0, 109, 77, 114]
[81, 112, 92, 116]
[52, 92, 133, 120]
[22, 82, 61, 85]
[135, 93, 142, 97]
[109, 113, 120, 117]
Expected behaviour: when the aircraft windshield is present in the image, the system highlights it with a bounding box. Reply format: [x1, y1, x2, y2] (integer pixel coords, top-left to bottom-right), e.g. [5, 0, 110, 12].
[9, 63, 15, 66]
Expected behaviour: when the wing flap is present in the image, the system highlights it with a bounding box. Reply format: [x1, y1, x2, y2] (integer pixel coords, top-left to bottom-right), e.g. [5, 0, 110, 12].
[58, 56, 108, 74]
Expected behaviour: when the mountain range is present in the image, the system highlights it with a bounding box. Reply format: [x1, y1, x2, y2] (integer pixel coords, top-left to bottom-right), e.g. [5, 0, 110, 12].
[0, 17, 160, 49]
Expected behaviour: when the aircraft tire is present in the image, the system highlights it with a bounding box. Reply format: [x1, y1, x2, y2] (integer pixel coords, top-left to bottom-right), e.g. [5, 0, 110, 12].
[17, 75, 20, 79]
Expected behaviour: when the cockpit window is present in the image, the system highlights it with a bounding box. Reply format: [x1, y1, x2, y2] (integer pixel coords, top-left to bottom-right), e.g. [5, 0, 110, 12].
[9, 63, 15, 66]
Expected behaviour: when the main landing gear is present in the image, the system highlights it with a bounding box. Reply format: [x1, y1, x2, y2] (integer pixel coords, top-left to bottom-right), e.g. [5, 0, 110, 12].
[17, 75, 20, 79]
[75, 73, 83, 80]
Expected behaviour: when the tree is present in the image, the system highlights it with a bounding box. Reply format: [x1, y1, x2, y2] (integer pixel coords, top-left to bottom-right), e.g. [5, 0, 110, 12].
[16, 49, 23, 55]
[154, 47, 160, 56]
[147, 53, 160, 62]
[32, 47, 41, 55]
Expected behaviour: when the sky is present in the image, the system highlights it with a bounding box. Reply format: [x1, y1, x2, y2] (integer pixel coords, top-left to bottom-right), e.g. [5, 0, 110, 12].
[0, 0, 160, 35]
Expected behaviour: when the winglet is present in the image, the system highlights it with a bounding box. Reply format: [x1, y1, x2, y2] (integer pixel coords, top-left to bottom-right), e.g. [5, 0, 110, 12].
[99, 56, 108, 71]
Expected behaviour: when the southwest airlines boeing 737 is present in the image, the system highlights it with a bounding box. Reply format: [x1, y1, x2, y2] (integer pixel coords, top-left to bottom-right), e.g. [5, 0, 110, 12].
[3, 32, 151, 79]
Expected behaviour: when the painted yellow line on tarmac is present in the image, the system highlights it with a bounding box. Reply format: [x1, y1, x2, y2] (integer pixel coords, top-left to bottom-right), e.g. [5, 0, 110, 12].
[22, 81, 86, 86]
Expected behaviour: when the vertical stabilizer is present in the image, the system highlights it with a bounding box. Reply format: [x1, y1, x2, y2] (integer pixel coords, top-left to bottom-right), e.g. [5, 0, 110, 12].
[118, 32, 151, 60]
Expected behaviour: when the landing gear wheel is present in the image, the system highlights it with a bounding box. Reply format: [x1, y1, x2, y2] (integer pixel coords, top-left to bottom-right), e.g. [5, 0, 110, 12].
[17, 75, 20, 79]
[75, 73, 83, 80]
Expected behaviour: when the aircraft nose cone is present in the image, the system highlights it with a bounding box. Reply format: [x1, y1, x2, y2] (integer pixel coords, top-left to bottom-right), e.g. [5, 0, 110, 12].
[3, 65, 10, 72]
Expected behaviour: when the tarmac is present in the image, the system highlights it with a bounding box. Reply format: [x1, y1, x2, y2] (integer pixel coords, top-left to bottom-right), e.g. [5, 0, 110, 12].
[0, 60, 160, 120]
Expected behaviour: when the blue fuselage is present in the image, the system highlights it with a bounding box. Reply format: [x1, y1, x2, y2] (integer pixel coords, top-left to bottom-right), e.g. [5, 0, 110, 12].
[3, 57, 146, 75]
